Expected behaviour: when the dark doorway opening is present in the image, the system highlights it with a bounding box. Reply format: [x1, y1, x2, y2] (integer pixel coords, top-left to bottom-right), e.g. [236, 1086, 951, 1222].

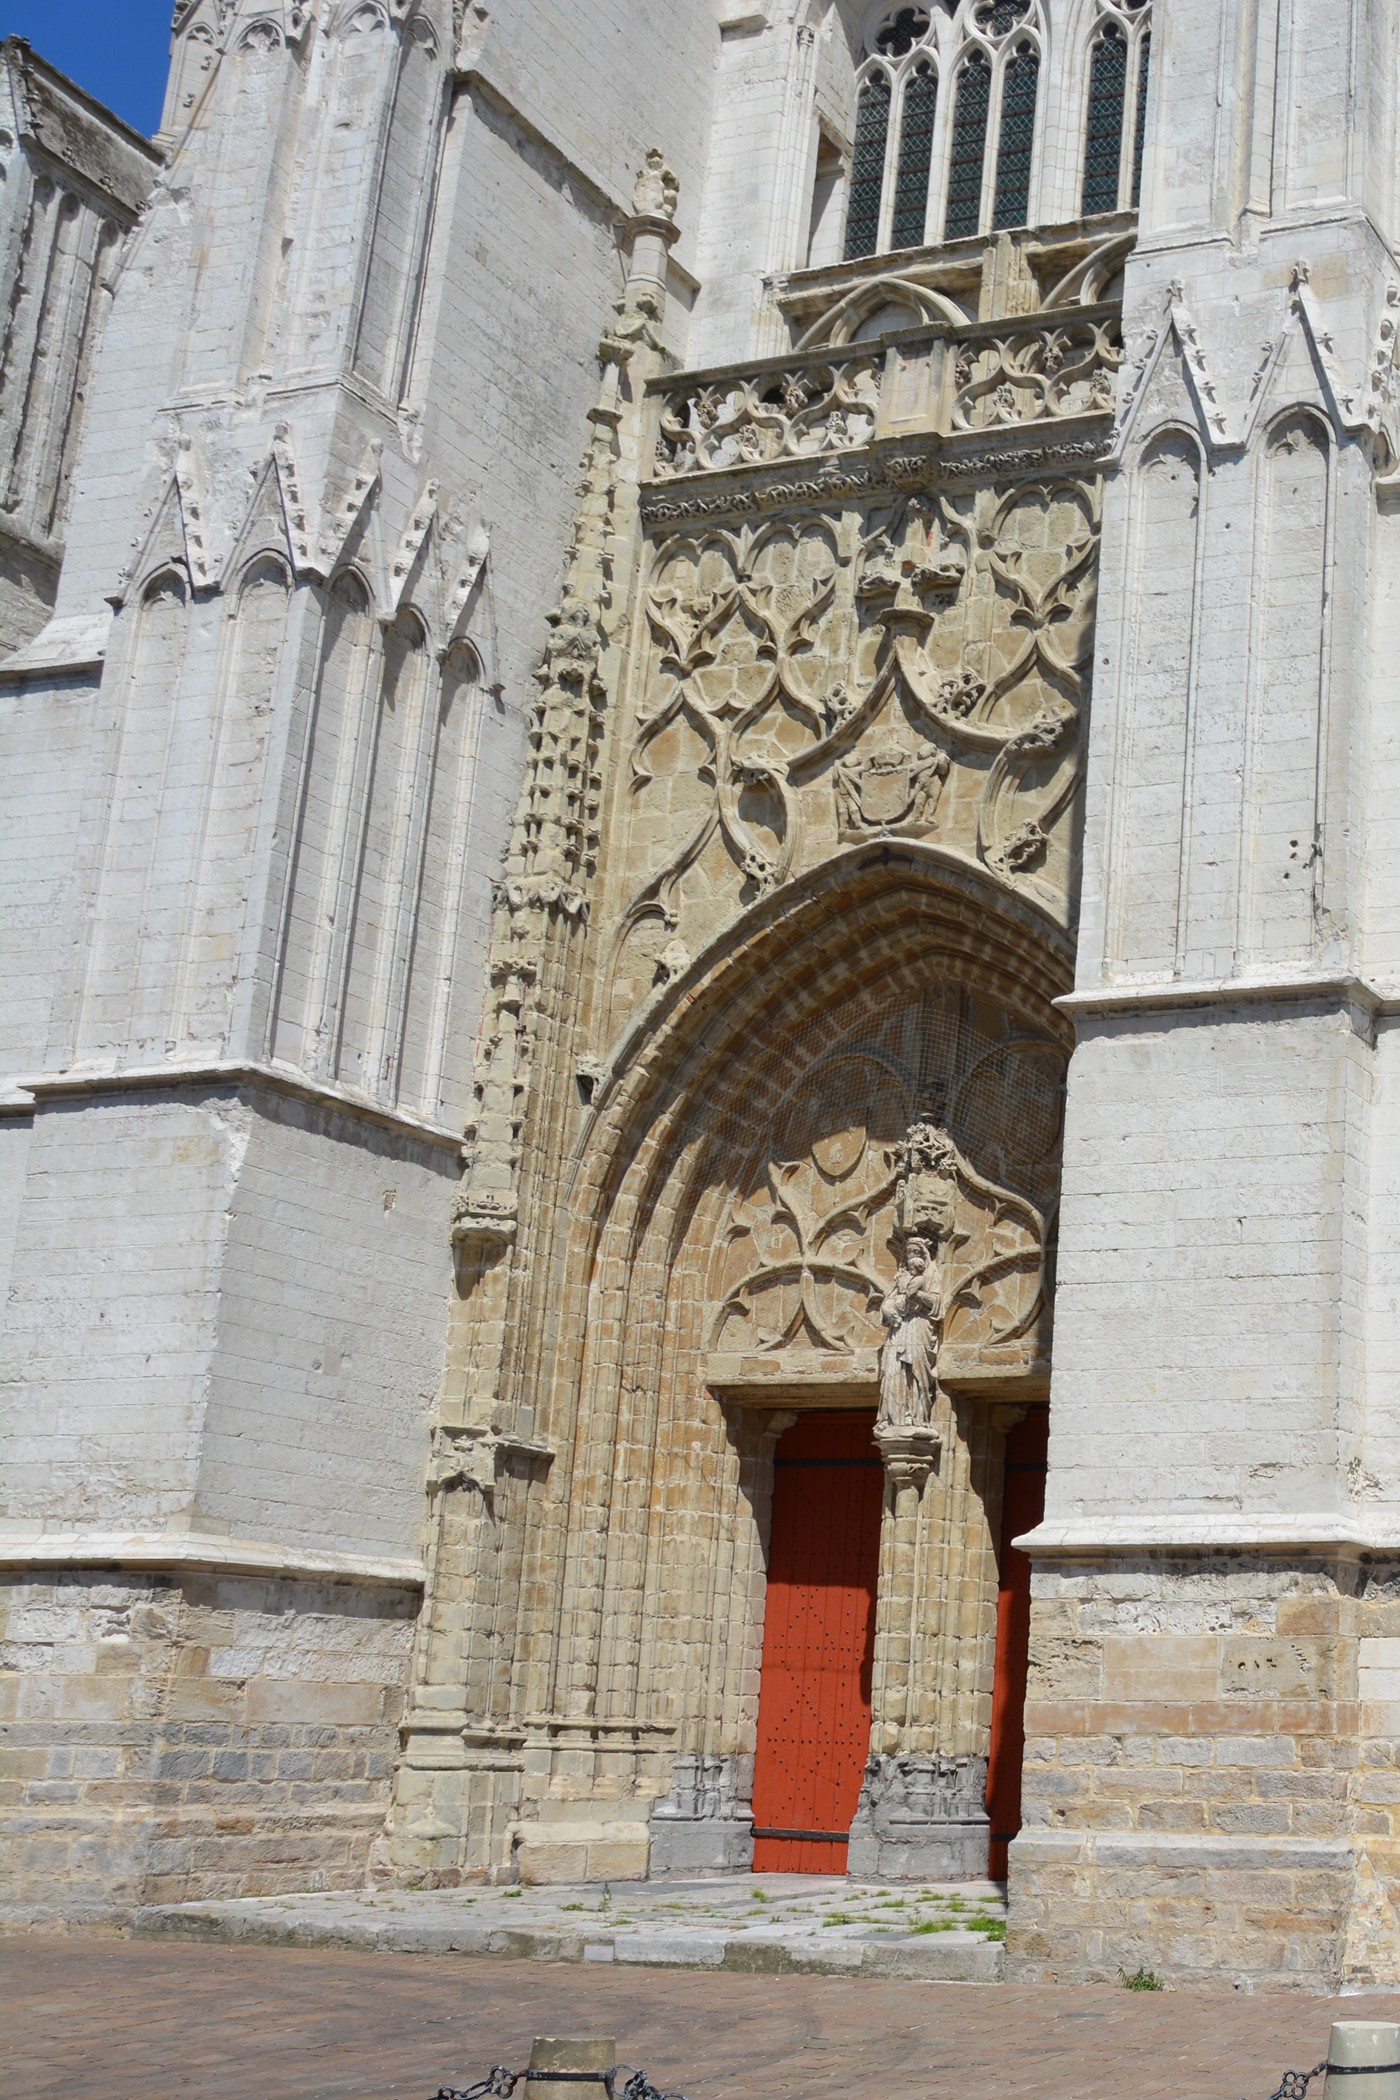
[986, 1403, 1049, 1878]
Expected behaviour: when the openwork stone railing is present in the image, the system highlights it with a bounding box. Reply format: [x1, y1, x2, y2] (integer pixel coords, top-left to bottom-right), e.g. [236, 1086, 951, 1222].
[649, 306, 1122, 482]
[951, 315, 1122, 428]
[653, 354, 883, 477]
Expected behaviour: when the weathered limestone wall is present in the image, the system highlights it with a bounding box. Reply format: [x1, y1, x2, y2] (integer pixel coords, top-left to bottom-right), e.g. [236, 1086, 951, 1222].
[1012, 0, 1400, 1988]
[0, 1569, 416, 1919]
[0, 42, 158, 654]
[1011, 1559, 1400, 1990]
[0, 0, 720, 1916]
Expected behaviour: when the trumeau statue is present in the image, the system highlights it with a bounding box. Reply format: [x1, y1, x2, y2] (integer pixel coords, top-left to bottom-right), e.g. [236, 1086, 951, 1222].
[877, 1234, 941, 1428]
[877, 1118, 961, 1428]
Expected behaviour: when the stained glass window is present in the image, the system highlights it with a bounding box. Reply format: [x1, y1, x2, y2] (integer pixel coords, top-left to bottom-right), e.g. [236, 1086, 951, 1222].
[843, 73, 892, 259]
[1082, 24, 1127, 215]
[890, 63, 938, 250]
[1132, 31, 1151, 205]
[992, 39, 1039, 230]
[944, 51, 991, 240]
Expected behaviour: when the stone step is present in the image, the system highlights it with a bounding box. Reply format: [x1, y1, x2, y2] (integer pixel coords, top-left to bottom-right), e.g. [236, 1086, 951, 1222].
[131, 1874, 1006, 1984]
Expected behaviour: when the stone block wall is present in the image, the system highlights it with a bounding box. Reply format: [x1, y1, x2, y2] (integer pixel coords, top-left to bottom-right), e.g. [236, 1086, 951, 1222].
[0, 42, 158, 654]
[1011, 1560, 1400, 1991]
[0, 1568, 416, 1921]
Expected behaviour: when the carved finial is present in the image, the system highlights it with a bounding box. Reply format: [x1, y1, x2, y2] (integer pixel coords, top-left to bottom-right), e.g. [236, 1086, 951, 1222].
[1290, 259, 1311, 293]
[633, 147, 679, 222]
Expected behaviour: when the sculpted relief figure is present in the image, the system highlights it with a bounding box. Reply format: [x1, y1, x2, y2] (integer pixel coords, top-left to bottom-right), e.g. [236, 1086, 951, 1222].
[877, 1118, 961, 1428]
[634, 147, 680, 221]
[878, 1235, 941, 1428]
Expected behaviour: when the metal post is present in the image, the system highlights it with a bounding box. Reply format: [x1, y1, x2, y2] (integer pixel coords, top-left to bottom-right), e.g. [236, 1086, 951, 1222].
[1325, 2025, 1400, 2100]
[527, 2037, 617, 2100]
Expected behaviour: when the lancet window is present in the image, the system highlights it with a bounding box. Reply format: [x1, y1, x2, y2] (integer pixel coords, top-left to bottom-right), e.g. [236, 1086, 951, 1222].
[991, 34, 1038, 229]
[834, 0, 1152, 262]
[890, 61, 938, 250]
[845, 70, 893, 258]
[939, 50, 987, 239]
[1080, 1, 1152, 216]
[841, 0, 1047, 260]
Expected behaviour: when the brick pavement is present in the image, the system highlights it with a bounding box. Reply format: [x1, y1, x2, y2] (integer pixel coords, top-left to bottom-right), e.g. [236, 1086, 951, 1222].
[6, 1937, 1400, 2100]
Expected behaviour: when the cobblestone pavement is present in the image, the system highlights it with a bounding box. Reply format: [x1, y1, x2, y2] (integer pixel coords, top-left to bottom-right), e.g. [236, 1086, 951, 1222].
[133, 1872, 1007, 1981]
[7, 1935, 1400, 2100]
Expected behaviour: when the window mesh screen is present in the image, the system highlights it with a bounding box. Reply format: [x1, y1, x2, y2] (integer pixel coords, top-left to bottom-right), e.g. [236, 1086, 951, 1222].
[1081, 26, 1127, 214]
[980, 0, 1030, 31]
[992, 41, 1039, 230]
[1131, 32, 1150, 205]
[844, 74, 892, 259]
[890, 64, 938, 250]
[943, 52, 991, 240]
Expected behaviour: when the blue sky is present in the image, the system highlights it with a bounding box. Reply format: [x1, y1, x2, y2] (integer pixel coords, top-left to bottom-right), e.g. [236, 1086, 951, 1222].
[3, 0, 172, 138]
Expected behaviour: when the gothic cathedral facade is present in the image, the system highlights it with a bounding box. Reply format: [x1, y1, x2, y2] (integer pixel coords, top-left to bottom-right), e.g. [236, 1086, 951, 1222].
[3, 0, 1400, 1991]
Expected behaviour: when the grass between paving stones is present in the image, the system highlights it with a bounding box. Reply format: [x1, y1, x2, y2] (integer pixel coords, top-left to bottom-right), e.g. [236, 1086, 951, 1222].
[418, 1884, 1005, 1945]
[814, 1896, 1004, 1940]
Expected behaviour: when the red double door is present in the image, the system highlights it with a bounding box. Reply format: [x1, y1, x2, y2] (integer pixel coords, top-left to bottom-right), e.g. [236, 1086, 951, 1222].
[749, 1405, 1047, 1879]
[751, 1412, 882, 1873]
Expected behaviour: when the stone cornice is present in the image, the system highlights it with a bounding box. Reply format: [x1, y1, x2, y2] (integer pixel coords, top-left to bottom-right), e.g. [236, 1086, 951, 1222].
[0, 1528, 425, 1587]
[1057, 970, 1390, 1022]
[0, 1057, 464, 1152]
[1019, 1514, 1397, 1557]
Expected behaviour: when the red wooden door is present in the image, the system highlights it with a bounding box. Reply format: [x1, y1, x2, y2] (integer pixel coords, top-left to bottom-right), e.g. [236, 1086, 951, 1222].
[751, 1411, 883, 1873]
[985, 1404, 1049, 1879]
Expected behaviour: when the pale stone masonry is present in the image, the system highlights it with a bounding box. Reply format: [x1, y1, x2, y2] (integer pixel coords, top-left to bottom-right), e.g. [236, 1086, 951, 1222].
[0, 42, 160, 652]
[3, 0, 1400, 1992]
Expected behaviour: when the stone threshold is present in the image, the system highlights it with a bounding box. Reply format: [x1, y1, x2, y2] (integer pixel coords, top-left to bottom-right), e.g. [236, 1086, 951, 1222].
[129, 1872, 1006, 1982]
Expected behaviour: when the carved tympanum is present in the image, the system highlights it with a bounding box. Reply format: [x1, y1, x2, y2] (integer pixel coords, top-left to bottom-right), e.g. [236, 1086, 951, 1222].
[707, 1001, 1060, 1382]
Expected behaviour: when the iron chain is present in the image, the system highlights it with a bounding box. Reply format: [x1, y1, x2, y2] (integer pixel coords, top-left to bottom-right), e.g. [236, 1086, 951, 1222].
[433, 2073, 522, 2100]
[1244, 2065, 1330, 2100]
[433, 2068, 689, 2100]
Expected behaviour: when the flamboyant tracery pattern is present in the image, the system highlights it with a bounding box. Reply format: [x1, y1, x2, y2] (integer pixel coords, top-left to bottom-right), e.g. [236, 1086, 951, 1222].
[841, 0, 1151, 258]
[605, 468, 1100, 1042]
